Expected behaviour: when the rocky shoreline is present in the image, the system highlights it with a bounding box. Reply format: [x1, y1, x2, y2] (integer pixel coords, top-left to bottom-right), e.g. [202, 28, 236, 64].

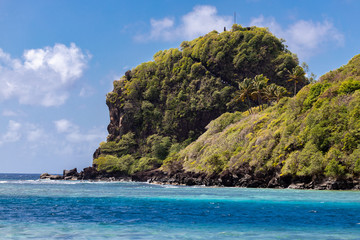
[40, 167, 132, 182]
[40, 166, 360, 190]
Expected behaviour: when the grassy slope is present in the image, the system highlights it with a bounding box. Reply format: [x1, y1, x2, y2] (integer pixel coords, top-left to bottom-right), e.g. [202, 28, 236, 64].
[163, 54, 360, 180]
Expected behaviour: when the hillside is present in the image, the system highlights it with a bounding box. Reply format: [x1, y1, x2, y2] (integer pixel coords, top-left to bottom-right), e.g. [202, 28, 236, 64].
[93, 24, 301, 174]
[145, 54, 360, 189]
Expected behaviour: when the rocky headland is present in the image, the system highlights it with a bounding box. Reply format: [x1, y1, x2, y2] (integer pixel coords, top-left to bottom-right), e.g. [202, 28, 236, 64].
[41, 25, 360, 190]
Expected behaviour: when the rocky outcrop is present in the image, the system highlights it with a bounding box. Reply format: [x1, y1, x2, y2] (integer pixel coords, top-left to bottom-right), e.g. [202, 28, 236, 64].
[132, 167, 360, 190]
[40, 167, 132, 182]
[40, 165, 360, 190]
[40, 173, 63, 180]
[63, 168, 79, 180]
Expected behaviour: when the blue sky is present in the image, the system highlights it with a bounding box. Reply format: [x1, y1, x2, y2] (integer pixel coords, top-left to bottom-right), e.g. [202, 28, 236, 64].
[0, 0, 359, 173]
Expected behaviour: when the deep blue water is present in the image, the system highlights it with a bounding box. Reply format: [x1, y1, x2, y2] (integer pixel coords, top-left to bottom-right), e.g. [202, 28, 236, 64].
[1, 174, 360, 239]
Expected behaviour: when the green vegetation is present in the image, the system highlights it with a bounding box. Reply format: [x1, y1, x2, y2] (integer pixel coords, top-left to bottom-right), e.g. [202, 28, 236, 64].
[164, 54, 360, 180]
[287, 65, 306, 96]
[94, 24, 304, 175]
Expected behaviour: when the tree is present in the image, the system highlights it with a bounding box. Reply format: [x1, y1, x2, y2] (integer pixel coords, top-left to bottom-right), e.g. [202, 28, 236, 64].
[233, 77, 254, 114]
[288, 66, 306, 96]
[264, 83, 287, 105]
[273, 85, 287, 103]
[264, 83, 278, 103]
[251, 74, 268, 110]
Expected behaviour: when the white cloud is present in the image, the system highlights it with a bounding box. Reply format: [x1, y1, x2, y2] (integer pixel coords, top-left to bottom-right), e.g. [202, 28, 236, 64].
[0, 120, 22, 144]
[26, 125, 46, 142]
[0, 120, 48, 145]
[249, 16, 344, 59]
[136, 5, 232, 42]
[54, 119, 77, 133]
[54, 119, 106, 143]
[2, 109, 17, 117]
[0, 43, 90, 106]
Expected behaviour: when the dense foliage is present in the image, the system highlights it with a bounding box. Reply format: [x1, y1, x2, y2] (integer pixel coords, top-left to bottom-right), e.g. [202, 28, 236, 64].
[164, 54, 360, 180]
[94, 25, 301, 174]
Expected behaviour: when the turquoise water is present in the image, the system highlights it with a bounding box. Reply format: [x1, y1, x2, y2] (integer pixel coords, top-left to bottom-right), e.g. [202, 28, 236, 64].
[1, 174, 360, 239]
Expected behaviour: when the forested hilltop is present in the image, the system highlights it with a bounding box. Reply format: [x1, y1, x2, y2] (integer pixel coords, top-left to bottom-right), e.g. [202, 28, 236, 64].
[93, 24, 302, 175]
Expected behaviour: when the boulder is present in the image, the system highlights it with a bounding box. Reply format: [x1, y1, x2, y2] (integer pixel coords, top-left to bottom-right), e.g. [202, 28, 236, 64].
[40, 173, 50, 179]
[49, 175, 63, 180]
[63, 168, 78, 178]
[80, 167, 100, 180]
[40, 173, 63, 180]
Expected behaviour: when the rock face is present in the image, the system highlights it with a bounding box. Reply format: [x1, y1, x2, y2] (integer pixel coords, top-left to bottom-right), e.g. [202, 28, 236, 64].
[40, 173, 63, 180]
[40, 167, 132, 182]
[131, 168, 360, 190]
[63, 168, 79, 180]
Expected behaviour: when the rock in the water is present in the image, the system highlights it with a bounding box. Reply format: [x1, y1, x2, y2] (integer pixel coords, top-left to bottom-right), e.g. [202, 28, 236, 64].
[80, 167, 100, 180]
[40, 173, 50, 179]
[63, 168, 79, 178]
[40, 173, 63, 180]
[50, 175, 63, 180]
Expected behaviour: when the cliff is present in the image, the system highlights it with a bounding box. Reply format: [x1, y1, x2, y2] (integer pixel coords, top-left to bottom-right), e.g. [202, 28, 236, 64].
[93, 24, 301, 175]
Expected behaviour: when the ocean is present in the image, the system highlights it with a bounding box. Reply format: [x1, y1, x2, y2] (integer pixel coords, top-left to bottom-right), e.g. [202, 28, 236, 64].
[0, 173, 360, 239]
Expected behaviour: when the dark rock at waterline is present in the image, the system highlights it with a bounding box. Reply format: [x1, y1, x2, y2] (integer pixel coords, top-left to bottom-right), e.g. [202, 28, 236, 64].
[80, 167, 100, 180]
[131, 167, 360, 190]
[63, 168, 78, 177]
[42, 165, 360, 190]
[40, 173, 63, 180]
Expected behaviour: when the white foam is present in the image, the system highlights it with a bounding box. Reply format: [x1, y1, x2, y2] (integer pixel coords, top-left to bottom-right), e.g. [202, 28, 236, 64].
[0, 179, 137, 185]
[162, 185, 181, 188]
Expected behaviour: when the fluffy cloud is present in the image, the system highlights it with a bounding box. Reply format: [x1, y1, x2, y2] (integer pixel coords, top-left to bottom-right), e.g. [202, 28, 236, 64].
[54, 119, 77, 133]
[0, 120, 22, 144]
[136, 5, 232, 41]
[249, 16, 344, 59]
[26, 127, 46, 142]
[0, 43, 90, 106]
[0, 120, 49, 145]
[54, 119, 106, 143]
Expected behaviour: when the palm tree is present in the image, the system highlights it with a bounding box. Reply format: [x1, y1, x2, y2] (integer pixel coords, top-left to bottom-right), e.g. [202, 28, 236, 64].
[233, 77, 254, 114]
[263, 83, 278, 103]
[288, 66, 306, 96]
[251, 74, 268, 110]
[264, 84, 288, 104]
[273, 85, 287, 103]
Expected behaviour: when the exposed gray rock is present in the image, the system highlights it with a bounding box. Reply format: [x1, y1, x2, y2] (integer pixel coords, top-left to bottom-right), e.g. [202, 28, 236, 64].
[63, 168, 78, 177]
[40, 173, 63, 180]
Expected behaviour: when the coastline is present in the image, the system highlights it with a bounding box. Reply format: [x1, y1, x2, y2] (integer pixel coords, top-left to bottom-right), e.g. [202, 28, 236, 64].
[40, 167, 360, 190]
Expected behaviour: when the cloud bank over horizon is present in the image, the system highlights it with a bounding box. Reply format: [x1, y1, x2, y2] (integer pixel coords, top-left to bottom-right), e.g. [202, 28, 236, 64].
[0, 43, 90, 107]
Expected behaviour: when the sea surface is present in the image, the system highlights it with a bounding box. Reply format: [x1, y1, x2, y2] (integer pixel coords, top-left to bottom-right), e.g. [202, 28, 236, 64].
[1, 174, 360, 239]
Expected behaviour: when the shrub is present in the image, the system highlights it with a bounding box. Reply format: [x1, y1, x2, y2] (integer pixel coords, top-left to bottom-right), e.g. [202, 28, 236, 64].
[338, 78, 360, 94]
[296, 142, 325, 176]
[325, 159, 346, 178]
[94, 154, 134, 173]
[324, 148, 346, 178]
[133, 157, 162, 173]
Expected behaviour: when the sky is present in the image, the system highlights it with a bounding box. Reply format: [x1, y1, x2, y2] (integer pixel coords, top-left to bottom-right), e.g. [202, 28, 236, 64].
[0, 0, 359, 174]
